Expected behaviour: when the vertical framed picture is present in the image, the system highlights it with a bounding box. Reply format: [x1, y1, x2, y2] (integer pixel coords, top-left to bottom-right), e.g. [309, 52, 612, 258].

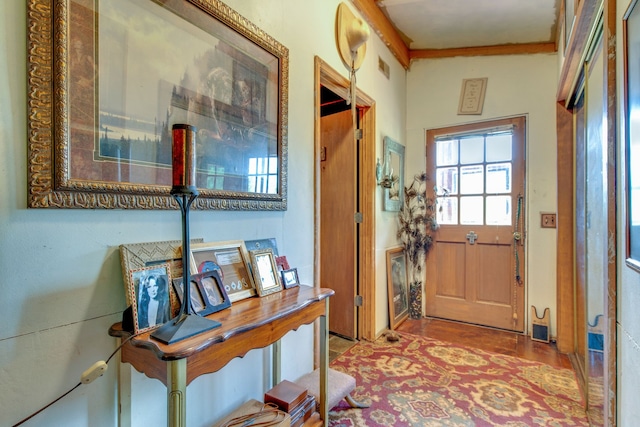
[386, 247, 409, 330]
[190, 240, 257, 302]
[624, 0, 640, 271]
[382, 136, 405, 212]
[280, 268, 300, 289]
[128, 263, 172, 333]
[249, 249, 283, 296]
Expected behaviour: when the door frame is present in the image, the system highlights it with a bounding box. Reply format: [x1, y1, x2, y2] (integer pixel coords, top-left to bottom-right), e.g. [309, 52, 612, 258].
[314, 56, 376, 341]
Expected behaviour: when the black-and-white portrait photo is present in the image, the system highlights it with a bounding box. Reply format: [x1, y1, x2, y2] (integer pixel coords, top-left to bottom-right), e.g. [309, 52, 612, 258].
[132, 265, 171, 332]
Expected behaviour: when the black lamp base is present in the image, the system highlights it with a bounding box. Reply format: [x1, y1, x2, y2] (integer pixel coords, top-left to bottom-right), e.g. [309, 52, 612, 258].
[151, 314, 221, 344]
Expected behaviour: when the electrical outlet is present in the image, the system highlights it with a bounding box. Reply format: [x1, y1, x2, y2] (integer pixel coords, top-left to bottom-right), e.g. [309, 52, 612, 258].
[541, 213, 556, 228]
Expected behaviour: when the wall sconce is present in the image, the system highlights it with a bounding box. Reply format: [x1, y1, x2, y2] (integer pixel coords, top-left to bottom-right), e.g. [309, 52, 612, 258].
[376, 156, 394, 188]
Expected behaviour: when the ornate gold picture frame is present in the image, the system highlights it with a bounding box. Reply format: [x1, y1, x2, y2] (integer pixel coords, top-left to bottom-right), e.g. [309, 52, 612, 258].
[119, 238, 203, 315]
[27, 0, 288, 210]
[249, 248, 283, 296]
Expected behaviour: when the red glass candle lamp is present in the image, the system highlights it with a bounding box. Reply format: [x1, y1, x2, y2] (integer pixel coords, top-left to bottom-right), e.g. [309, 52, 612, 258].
[151, 124, 220, 344]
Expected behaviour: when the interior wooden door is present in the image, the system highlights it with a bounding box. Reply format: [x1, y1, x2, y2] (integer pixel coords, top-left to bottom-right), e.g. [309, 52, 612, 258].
[425, 116, 526, 332]
[320, 109, 357, 338]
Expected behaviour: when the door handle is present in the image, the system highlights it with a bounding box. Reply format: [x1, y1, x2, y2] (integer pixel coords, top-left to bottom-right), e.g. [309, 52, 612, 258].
[466, 231, 478, 245]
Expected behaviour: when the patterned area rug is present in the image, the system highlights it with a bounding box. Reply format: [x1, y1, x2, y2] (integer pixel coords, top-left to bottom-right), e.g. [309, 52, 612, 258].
[328, 331, 588, 426]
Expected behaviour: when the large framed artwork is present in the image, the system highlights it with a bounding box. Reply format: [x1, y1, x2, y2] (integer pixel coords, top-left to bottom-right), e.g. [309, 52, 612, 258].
[27, 0, 289, 210]
[625, 0, 640, 271]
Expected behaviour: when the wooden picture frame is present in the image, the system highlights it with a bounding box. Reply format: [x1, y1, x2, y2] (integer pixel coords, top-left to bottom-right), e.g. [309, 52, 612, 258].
[386, 247, 409, 330]
[172, 270, 231, 317]
[624, 0, 640, 271]
[27, 0, 289, 210]
[249, 249, 283, 296]
[280, 268, 300, 289]
[128, 264, 172, 334]
[275, 256, 290, 271]
[120, 239, 204, 316]
[383, 136, 405, 212]
[458, 77, 488, 115]
[190, 240, 256, 302]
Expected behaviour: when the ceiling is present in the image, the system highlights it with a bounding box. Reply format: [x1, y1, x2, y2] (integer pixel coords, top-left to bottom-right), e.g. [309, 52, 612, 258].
[353, 0, 561, 67]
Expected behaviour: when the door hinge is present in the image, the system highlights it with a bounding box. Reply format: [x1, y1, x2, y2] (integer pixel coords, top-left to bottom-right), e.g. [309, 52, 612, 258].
[354, 295, 363, 306]
[354, 212, 363, 223]
[320, 146, 326, 161]
[354, 128, 363, 140]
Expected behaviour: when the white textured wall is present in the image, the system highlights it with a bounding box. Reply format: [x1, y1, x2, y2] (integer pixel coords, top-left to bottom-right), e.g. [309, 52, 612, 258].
[617, 0, 640, 424]
[406, 54, 559, 336]
[0, 1, 407, 425]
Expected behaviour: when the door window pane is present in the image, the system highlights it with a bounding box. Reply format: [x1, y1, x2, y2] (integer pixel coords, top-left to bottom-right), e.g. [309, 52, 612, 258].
[436, 167, 459, 195]
[460, 196, 483, 225]
[486, 163, 512, 193]
[460, 136, 484, 164]
[437, 197, 458, 224]
[460, 165, 484, 194]
[486, 196, 512, 225]
[486, 134, 512, 162]
[436, 139, 458, 166]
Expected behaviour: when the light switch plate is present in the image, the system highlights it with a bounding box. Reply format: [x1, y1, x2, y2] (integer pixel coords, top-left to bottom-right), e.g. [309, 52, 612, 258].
[541, 213, 556, 228]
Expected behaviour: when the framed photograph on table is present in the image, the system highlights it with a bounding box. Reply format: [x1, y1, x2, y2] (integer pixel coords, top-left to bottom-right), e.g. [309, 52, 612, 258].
[386, 247, 409, 330]
[249, 249, 283, 296]
[27, 0, 289, 211]
[172, 270, 231, 317]
[190, 240, 256, 302]
[128, 264, 172, 334]
[120, 239, 203, 317]
[280, 268, 300, 289]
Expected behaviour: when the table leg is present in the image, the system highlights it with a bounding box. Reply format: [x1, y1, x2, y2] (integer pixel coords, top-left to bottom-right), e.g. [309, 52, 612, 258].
[273, 339, 282, 387]
[167, 358, 187, 427]
[319, 299, 329, 426]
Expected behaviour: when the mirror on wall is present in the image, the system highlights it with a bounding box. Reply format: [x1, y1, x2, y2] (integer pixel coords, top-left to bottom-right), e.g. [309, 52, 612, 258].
[381, 136, 405, 212]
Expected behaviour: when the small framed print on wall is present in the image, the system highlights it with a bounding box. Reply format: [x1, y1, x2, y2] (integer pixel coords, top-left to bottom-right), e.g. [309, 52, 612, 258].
[458, 78, 488, 115]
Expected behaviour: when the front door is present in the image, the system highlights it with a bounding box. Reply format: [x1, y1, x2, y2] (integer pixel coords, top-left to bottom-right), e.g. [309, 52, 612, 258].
[425, 116, 526, 332]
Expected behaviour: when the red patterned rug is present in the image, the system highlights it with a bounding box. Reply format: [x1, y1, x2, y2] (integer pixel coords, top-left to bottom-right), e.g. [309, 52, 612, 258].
[328, 331, 588, 426]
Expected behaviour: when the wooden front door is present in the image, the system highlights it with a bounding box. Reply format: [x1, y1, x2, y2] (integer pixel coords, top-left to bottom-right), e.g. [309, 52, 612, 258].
[425, 116, 526, 332]
[320, 108, 357, 338]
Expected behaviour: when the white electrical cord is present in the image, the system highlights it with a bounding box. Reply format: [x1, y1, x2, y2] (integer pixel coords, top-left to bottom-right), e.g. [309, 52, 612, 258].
[11, 332, 140, 427]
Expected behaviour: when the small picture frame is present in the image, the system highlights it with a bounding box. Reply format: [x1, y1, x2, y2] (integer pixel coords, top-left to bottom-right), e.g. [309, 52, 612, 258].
[128, 263, 172, 333]
[275, 256, 290, 271]
[172, 270, 231, 317]
[386, 247, 409, 330]
[244, 238, 279, 256]
[190, 240, 257, 302]
[280, 268, 300, 289]
[249, 249, 283, 296]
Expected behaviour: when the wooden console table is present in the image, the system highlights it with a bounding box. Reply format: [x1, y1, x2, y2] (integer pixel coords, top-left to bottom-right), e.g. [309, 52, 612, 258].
[109, 285, 334, 427]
